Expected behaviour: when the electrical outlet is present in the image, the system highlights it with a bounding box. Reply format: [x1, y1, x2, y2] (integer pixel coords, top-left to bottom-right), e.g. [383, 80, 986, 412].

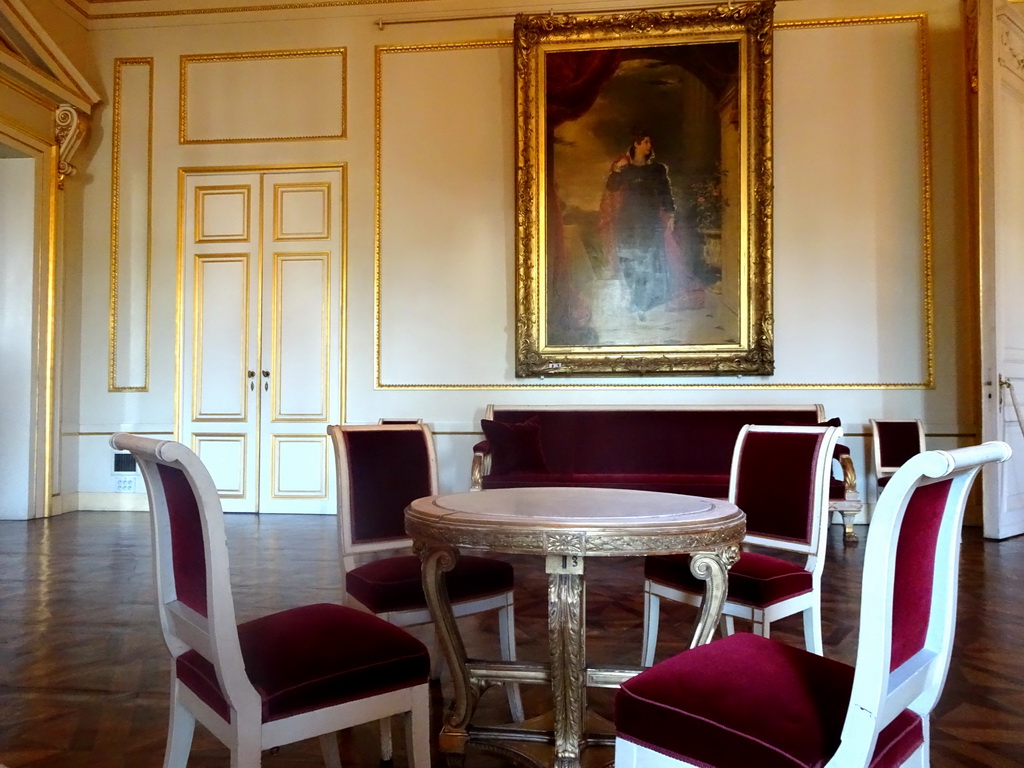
[115, 477, 136, 493]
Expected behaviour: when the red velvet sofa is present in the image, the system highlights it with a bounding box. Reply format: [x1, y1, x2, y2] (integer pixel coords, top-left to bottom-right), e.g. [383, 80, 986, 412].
[470, 404, 862, 542]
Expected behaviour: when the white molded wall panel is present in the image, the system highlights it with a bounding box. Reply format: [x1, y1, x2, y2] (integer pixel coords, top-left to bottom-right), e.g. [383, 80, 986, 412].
[0, 159, 36, 518]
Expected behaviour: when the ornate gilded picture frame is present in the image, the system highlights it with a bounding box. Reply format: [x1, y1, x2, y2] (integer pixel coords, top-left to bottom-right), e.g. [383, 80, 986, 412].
[514, 3, 775, 377]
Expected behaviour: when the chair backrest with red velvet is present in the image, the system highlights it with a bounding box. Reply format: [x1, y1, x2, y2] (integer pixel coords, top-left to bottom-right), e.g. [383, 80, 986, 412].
[109, 433, 257, 718]
[728, 424, 842, 562]
[870, 419, 926, 482]
[328, 424, 438, 570]
[830, 441, 1011, 765]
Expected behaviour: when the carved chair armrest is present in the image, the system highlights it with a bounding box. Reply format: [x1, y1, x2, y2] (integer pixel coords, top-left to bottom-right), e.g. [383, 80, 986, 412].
[471, 440, 491, 491]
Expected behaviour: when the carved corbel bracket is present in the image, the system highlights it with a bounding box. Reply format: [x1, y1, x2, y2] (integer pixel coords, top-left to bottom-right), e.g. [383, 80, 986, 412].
[55, 104, 88, 189]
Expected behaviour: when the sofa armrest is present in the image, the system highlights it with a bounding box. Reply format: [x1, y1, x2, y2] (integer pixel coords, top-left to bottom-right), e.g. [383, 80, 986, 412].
[832, 444, 858, 499]
[471, 440, 491, 491]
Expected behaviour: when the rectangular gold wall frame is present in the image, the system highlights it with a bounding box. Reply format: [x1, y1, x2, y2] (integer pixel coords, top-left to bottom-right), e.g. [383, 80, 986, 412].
[109, 57, 153, 392]
[514, 4, 775, 377]
[180, 48, 346, 144]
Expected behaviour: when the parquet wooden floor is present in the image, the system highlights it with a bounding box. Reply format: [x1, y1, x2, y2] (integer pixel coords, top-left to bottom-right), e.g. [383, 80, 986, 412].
[0, 512, 1021, 767]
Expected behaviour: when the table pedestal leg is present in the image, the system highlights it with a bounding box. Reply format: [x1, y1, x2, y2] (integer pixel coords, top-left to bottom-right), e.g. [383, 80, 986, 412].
[417, 543, 477, 759]
[688, 547, 739, 648]
[547, 556, 586, 768]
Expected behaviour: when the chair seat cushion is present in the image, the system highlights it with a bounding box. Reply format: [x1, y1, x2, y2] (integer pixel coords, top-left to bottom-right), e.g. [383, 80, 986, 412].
[616, 632, 923, 768]
[176, 602, 430, 722]
[347, 554, 514, 613]
[645, 551, 812, 607]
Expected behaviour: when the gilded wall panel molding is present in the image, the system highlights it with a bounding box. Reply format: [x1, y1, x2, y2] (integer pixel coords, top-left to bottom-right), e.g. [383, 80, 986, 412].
[275, 182, 330, 240]
[269, 434, 328, 498]
[374, 17, 935, 391]
[108, 59, 153, 392]
[195, 185, 251, 242]
[192, 433, 247, 497]
[271, 252, 330, 422]
[180, 48, 346, 144]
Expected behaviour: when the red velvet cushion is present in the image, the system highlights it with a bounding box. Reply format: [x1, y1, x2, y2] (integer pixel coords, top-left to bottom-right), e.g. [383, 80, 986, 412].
[481, 417, 548, 475]
[346, 554, 513, 613]
[176, 602, 429, 722]
[615, 632, 923, 768]
[645, 551, 811, 607]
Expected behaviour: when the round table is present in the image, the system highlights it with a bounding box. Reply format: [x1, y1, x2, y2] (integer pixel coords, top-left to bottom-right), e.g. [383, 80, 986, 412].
[406, 486, 745, 768]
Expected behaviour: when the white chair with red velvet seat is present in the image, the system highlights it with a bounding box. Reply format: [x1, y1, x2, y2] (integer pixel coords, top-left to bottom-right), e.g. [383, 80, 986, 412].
[110, 432, 431, 768]
[327, 423, 524, 724]
[641, 424, 842, 665]
[616, 441, 1011, 768]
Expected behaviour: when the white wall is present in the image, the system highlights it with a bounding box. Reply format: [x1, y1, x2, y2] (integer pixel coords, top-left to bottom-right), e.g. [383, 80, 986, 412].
[0, 158, 37, 518]
[56, 0, 975, 514]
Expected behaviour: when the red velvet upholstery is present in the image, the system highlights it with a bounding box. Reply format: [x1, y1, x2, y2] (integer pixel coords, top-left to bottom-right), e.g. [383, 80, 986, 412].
[645, 551, 812, 607]
[341, 429, 434, 543]
[158, 464, 207, 616]
[890, 479, 951, 670]
[616, 632, 922, 768]
[734, 430, 825, 543]
[877, 422, 925, 468]
[177, 602, 430, 722]
[347, 554, 514, 613]
[478, 408, 827, 499]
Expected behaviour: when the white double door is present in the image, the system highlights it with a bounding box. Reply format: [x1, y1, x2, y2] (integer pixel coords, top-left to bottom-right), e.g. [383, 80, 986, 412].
[181, 167, 343, 513]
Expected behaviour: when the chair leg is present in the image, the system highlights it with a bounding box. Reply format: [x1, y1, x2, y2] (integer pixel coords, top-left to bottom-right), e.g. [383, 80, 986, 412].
[720, 615, 736, 638]
[803, 602, 824, 655]
[406, 692, 432, 768]
[229, 726, 262, 768]
[641, 584, 660, 666]
[318, 732, 342, 768]
[498, 601, 525, 722]
[379, 716, 394, 762]
[163, 687, 196, 768]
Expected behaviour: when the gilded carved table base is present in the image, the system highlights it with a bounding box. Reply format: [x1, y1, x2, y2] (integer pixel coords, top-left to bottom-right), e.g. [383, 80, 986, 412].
[421, 543, 735, 768]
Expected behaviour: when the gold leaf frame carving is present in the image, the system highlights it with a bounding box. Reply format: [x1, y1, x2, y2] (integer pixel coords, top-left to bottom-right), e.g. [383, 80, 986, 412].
[514, 3, 775, 377]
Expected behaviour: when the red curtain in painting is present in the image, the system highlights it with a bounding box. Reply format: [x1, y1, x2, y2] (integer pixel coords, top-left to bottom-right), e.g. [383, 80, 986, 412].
[544, 51, 621, 346]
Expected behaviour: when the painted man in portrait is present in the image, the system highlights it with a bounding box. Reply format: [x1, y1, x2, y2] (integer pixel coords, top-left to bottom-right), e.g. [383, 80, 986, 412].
[598, 130, 678, 320]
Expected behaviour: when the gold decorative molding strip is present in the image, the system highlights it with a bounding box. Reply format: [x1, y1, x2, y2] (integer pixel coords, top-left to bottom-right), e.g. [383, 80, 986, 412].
[109, 58, 153, 392]
[63, 0, 433, 21]
[179, 48, 346, 144]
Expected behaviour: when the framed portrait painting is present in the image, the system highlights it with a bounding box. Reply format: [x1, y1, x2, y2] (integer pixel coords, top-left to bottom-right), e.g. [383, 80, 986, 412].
[513, 3, 775, 377]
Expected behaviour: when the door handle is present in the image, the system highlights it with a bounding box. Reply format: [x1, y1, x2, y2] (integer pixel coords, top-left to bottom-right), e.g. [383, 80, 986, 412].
[262, 369, 270, 391]
[248, 370, 255, 390]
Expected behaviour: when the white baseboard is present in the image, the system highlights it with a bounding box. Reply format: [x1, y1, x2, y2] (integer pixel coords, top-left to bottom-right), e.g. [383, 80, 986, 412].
[61, 492, 150, 513]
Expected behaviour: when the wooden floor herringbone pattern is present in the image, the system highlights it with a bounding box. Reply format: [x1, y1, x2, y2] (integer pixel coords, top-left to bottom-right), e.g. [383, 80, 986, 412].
[0, 511, 1021, 767]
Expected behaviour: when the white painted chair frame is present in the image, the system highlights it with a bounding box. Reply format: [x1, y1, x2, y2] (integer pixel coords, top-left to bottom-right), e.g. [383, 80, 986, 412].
[618, 441, 1011, 768]
[641, 424, 843, 666]
[112, 433, 430, 768]
[328, 423, 524, 724]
